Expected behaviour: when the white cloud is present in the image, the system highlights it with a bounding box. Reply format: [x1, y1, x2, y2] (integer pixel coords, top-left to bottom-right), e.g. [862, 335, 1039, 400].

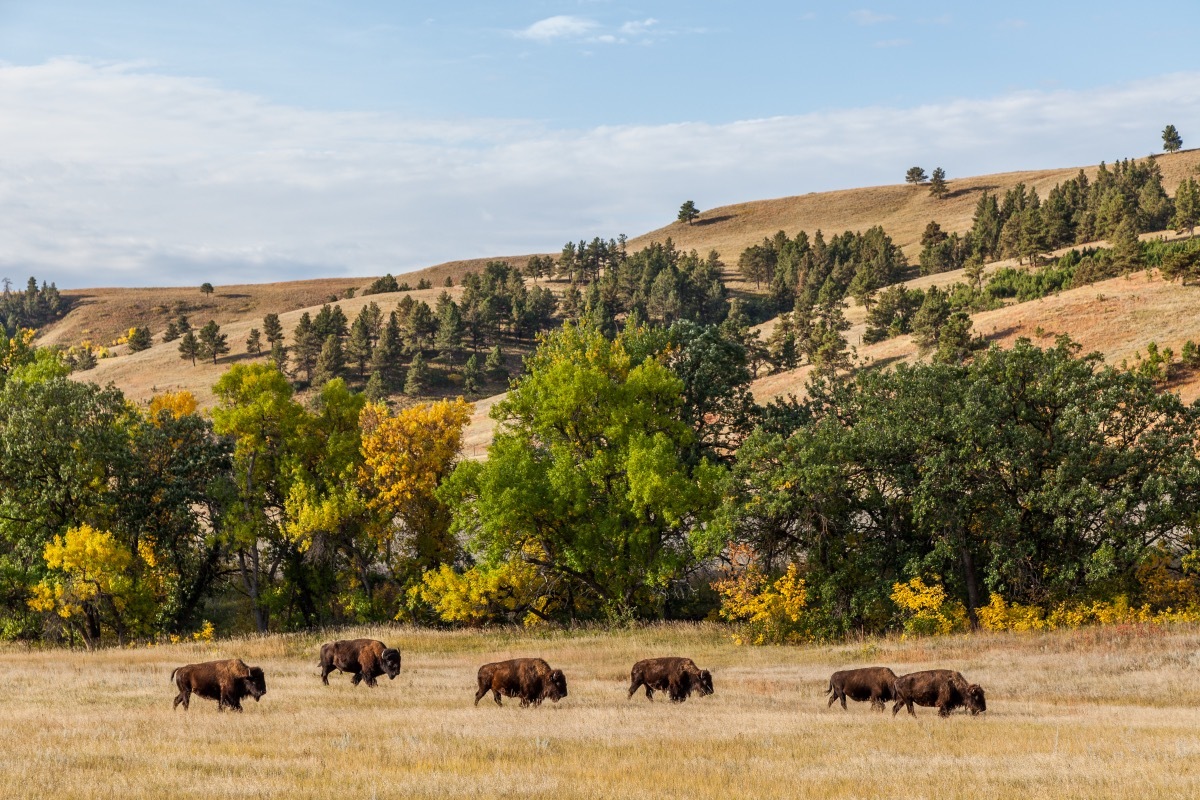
[1, 59, 1198, 287]
[515, 15, 598, 41]
[619, 18, 658, 36]
[851, 9, 896, 25]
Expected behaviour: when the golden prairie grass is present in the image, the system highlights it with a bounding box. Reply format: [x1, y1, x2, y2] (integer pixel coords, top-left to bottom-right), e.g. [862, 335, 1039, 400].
[2, 623, 1200, 799]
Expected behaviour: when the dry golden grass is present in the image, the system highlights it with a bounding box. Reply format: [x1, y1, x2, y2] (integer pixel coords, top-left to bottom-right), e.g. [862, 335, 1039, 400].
[2, 623, 1199, 799]
[751, 264, 1200, 406]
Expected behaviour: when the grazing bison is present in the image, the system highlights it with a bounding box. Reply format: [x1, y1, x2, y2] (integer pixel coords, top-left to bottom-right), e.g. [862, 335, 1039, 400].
[627, 657, 714, 703]
[171, 658, 266, 712]
[319, 639, 402, 687]
[892, 669, 986, 717]
[827, 666, 897, 711]
[474, 658, 568, 707]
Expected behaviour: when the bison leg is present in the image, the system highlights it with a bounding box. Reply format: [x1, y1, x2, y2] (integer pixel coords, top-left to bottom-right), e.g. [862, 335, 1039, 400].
[627, 677, 643, 700]
[493, 690, 503, 707]
[173, 689, 190, 710]
[892, 698, 914, 717]
[839, 691, 848, 711]
[474, 685, 487, 706]
[937, 685, 954, 717]
[826, 689, 838, 709]
[320, 662, 333, 686]
[350, 671, 364, 686]
[870, 694, 884, 711]
[364, 672, 379, 688]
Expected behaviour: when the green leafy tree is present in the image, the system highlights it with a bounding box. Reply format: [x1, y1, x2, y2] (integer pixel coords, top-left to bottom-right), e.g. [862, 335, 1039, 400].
[178, 331, 200, 365]
[677, 200, 700, 225]
[197, 321, 229, 364]
[438, 324, 725, 619]
[200, 282, 214, 296]
[1163, 124, 1183, 153]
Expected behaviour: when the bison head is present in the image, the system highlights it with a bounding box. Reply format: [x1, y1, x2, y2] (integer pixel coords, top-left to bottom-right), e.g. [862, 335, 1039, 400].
[382, 647, 402, 679]
[965, 683, 986, 714]
[244, 667, 267, 701]
[697, 669, 714, 697]
[546, 668, 568, 702]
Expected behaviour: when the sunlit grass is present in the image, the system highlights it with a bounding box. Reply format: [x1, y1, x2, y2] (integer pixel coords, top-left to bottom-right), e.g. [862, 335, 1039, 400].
[3, 623, 1200, 798]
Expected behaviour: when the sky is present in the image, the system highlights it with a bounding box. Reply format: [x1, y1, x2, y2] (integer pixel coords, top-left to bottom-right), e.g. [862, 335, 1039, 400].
[1, 2, 1198, 288]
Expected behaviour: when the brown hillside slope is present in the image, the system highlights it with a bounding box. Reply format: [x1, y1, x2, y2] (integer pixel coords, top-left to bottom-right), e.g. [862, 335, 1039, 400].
[751, 268, 1200, 406]
[628, 150, 1200, 266]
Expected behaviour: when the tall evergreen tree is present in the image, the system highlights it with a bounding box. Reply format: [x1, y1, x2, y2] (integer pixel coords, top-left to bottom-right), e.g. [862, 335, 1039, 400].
[905, 166, 928, 185]
[126, 326, 153, 352]
[928, 167, 948, 198]
[346, 313, 373, 377]
[484, 344, 508, 383]
[1173, 177, 1199, 237]
[462, 353, 481, 395]
[178, 331, 200, 365]
[435, 293, 465, 364]
[312, 334, 346, 386]
[677, 200, 700, 225]
[404, 351, 430, 396]
[262, 313, 284, 345]
[291, 312, 322, 384]
[370, 311, 405, 390]
[245, 328, 263, 355]
[197, 321, 229, 364]
[1163, 124, 1183, 153]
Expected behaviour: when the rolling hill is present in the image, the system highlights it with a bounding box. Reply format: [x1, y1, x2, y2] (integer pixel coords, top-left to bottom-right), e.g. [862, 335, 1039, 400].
[31, 149, 1200, 454]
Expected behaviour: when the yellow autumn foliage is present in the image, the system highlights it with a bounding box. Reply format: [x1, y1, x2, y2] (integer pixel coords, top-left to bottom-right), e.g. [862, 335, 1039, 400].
[148, 390, 198, 421]
[359, 398, 473, 516]
[410, 555, 548, 627]
[714, 550, 812, 645]
[890, 577, 969, 637]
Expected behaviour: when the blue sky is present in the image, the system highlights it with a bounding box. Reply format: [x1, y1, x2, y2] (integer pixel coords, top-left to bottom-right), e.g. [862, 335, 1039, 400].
[0, 1, 1198, 287]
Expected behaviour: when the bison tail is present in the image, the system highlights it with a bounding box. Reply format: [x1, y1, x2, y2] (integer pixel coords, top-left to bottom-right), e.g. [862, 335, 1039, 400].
[170, 667, 179, 683]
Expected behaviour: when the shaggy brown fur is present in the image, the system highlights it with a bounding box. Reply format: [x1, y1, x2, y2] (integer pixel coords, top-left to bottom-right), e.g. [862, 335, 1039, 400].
[171, 659, 266, 712]
[627, 657, 714, 703]
[826, 666, 897, 711]
[474, 658, 568, 707]
[892, 669, 987, 717]
[319, 639, 402, 687]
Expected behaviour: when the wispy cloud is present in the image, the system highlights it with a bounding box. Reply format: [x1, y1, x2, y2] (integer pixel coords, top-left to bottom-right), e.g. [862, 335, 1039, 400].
[619, 18, 658, 36]
[2, 60, 1198, 287]
[515, 15, 598, 41]
[851, 9, 896, 25]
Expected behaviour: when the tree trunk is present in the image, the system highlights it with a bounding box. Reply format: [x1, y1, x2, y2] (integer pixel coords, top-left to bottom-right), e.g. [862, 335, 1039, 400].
[960, 545, 981, 630]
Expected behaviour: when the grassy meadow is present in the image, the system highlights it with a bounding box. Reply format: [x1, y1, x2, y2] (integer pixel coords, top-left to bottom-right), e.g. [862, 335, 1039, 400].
[2, 623, 1200, 799]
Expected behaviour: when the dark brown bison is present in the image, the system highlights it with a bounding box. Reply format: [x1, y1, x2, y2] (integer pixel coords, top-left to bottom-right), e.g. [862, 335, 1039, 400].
[319, 638, 402, 687]
[171, 658, 266, 712]
[627, 657, 714, 702]
[474, 658, 568, 707]
[892, 669, 986, 717]
[826, 666, 897, 711]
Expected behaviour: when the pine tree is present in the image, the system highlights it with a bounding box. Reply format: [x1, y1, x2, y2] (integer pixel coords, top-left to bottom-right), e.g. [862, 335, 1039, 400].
[178, 331, 200, 365]
[262, 312, 284, 345]
[1163, 124, 1183, 153]
[370, 311, 405, 390]
[765, 312, 799, 373]
[245, 328, 263, 355]
[312, 334, 345, 386]
[404, 351, 430, 396]
[176, 315, 191, 334]
[485, 344, 508, 382]
[126, 326, 153, 352]
[928, 167, 948, 198]
[197, 321, 229, 364]
[462, 353, 481, 395]
[364, 370, 388, 401]
[270, 339, 289, 373]
[162, 320, 181, 342]
[1173, 178, 1199, 237]
[1112, 218, 1144, 271]
[905, 166, 928, 186]
[677, 200, 700, 225]
[435, 292, 464, 364]
[291, 312, 322, 383]
[346, 313, 373, 377]
[933, 312, 975, 364]
[200, 282, 214, 296]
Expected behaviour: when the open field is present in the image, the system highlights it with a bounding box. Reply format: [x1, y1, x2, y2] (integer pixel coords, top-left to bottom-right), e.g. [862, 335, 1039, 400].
[2, 624, 1200, 799]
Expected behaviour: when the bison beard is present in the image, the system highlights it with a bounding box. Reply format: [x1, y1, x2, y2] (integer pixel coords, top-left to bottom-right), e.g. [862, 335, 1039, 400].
[826, 667, 897, 711]
[171, 659, 267, 712]
[319, 639, 402, 687]
[892, 669, 986, 717]
[627, 657, 714, 703]
[474, 658, 568, 707]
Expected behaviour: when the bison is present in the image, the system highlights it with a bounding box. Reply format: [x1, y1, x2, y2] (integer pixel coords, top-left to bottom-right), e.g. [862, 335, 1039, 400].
[826, 666, 897, 711]
[892, 669, 986, 717]
[171, 658, 266, 712]
[319, 638, 402, 687]
[627, 657, 714, 703]
[474, 658, 568, 707]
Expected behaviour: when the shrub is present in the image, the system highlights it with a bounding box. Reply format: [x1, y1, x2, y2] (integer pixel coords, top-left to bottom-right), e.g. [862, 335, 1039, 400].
[890, 578, 968, 637]
[715, 550, 813, 645]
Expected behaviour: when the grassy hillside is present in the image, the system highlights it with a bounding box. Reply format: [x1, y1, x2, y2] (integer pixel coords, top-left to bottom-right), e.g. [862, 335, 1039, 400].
[1, 623, 1198, 799]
